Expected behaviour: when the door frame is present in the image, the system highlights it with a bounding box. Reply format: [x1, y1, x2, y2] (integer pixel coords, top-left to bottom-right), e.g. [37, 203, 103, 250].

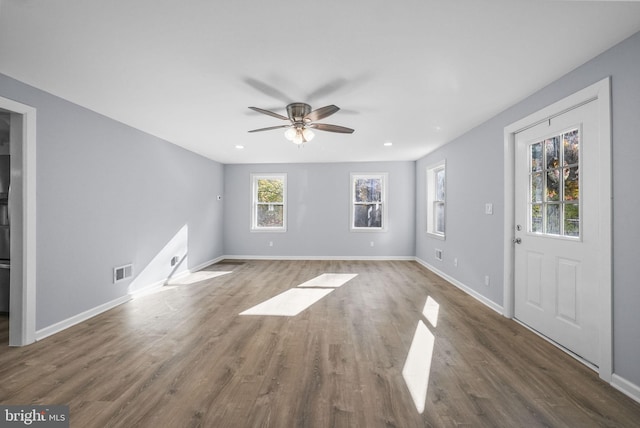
[0, 95, 37, 346]
[502, 77, 612, 381]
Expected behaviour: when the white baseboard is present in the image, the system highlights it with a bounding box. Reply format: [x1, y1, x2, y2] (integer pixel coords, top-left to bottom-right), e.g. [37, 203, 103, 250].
[221, 254, 415, 261]
[612, 373, 640, 404]
[414, 257, 504, 315]
[35, 294, 131, 341]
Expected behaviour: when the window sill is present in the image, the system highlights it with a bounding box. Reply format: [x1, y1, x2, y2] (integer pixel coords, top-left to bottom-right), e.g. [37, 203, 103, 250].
[351, 227, 387, 233]
[427, 232, 445, 240]
[251, 228, 287, 233]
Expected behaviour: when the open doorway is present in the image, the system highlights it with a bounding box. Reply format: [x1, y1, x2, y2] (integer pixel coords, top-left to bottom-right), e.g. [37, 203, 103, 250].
[0, 96, 37, 346]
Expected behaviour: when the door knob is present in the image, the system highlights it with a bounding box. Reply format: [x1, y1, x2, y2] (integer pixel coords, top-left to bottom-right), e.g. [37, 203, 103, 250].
[513, 237, 522, 244]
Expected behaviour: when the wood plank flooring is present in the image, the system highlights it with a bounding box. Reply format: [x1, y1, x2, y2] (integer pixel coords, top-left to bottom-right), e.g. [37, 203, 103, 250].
[0, 260, 639, 427]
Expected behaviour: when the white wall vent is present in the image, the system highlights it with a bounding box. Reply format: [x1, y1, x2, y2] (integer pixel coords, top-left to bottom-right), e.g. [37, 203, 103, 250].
[435, 249, 443, 261]
[113, 264, 133, 283]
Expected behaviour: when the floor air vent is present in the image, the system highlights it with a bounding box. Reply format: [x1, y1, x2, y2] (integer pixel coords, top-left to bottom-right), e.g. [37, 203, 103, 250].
[113, 264, 133, 283]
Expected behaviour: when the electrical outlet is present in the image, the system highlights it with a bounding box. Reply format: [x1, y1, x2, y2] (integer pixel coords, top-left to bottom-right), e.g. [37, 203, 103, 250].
[269, 241, 273, 247]
[454, 258, 458, 267]
[484, 275, 490, 286]
[370, 241, 375, 247]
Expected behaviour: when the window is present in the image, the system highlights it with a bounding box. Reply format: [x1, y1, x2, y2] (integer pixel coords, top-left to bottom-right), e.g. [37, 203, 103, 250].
[350, 173, 387, 231]
[528, 128, 580, 237]
[426, 161, 446, 238]
[251, 173, 287, 231]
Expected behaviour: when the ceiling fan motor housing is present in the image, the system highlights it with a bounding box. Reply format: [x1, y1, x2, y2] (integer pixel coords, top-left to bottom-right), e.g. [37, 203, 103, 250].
[287, 103, 312, 122]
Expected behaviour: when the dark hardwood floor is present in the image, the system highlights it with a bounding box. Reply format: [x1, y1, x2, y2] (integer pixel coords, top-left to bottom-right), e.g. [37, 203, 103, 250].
[0, 260, 638, 427]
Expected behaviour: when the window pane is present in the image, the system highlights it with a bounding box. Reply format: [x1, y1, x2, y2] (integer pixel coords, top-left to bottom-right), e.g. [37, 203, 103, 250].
[435, 202, 445, 234]
[435, 169, 445, 201]
[426, 163, 444, 236]
[257, 204, 283, 227]
[564, 204, 580, 237]
[257, 179, 283, 203]
[531, 204, 543, 233]
[564, 166, 579, 201]
[531, 142, 543, 172]
[545, 137, 560, 169]
[546, 170, 561, 201]
[354, 178, 382, 203]
[546, 204, 561, 235]
[531, 172, 543, 202]
[564, 129, 579, 166]
[353, 204, 382, 228]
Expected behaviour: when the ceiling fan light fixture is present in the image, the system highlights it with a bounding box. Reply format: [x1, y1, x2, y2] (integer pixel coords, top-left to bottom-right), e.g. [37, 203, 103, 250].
[292, 130, 304, 145]
[302, 128, 315, 142]
[284, 127, 296, 141]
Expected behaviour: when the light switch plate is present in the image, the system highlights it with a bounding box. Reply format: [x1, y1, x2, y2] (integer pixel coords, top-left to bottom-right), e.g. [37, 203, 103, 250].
[485, 203, 493, 215]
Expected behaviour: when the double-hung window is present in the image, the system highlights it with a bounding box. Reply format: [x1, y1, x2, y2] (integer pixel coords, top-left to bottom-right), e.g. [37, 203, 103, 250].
[426, 161, 446, 238]
[251, 173, 287, 231]
[350, 173, 388, 231]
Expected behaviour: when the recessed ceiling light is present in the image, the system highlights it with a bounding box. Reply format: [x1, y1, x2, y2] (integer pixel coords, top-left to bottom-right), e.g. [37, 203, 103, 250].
[384, 141, 393, 147]
[235, 145, 244, 149]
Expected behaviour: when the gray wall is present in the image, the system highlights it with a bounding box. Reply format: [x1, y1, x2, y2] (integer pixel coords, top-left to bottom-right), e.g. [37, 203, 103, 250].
[0, 74, 224, 330]
[223, 162, 416, 258]
[416, 31, 640, 386]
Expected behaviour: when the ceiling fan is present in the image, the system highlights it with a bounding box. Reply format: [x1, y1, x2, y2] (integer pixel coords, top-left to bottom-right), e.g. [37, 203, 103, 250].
[248, 102, 354, 145]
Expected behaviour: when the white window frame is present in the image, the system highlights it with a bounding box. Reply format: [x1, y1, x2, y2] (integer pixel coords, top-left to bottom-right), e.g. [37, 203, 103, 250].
[426, 160, 446, 239]
[251, 173, 287, 232]
[350, 172, 388, 232]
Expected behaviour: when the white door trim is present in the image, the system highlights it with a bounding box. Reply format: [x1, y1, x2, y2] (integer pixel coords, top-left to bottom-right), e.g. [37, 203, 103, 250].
[0, 95, 37, 346]
[502, 77, 612, 381]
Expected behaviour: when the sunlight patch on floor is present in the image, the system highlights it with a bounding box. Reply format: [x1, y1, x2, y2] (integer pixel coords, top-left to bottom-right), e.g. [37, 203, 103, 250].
[422, 295, 440, 328]
[239, 288, 334, 316]
[402, 320, 435, 414]
[298, 273, 358, 288]
[130, 284, 178, 299]
[239, 273, 358, 317]
[297, 273, 358, 288]
[403, 295, 440, 414]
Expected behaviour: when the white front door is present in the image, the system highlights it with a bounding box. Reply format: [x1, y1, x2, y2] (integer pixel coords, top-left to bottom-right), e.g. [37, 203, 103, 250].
[514, 100, 601, 366]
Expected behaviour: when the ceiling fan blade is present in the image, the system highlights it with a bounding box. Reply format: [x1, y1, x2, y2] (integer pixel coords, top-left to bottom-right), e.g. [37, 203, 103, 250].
[304, 105, 340, 122]
[248, 106, 290, 121]
[309, 123, 355, 134]
[248, 125, 291, 133]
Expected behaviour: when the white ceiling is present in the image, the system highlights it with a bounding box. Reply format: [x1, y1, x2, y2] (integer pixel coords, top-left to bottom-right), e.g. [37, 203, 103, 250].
[1, 1, 639, 164]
